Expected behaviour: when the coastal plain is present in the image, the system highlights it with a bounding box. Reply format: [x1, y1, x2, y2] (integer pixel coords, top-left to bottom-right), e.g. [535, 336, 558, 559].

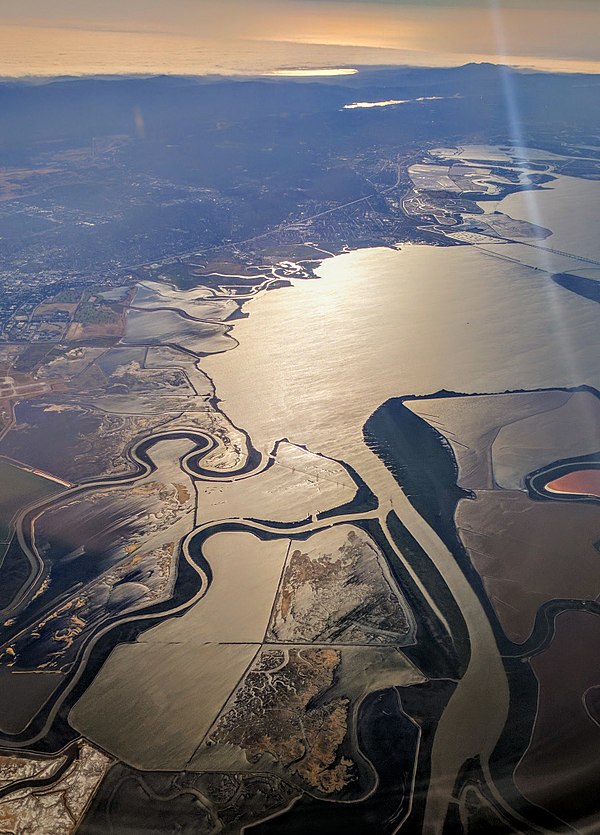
[1, 66, 600, 834]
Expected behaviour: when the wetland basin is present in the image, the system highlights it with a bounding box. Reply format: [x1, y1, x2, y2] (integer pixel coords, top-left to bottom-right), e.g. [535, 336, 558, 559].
[0, 460, 64, 546]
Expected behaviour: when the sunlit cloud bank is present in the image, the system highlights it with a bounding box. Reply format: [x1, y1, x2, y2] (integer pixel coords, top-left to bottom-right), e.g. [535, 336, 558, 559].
[1, 0, 599, 77]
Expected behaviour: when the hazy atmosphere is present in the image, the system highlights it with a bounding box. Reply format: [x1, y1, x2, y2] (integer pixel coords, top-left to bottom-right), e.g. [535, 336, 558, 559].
[2, 1, 600, 833]
[1, 0, 599, 76]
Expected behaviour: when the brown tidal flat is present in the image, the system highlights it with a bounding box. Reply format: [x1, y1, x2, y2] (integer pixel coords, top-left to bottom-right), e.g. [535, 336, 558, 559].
[456, 491, 600, 643]
[546, 468, 600, 498]
[516, 611, 600, 825]
[406, 391, 570, 491]
[492, 391, 600, 490]
[206, 647, 354, 795]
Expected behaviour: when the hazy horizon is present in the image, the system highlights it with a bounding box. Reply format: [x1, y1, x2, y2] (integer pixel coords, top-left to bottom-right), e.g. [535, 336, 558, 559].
[1, 0, 599, 78]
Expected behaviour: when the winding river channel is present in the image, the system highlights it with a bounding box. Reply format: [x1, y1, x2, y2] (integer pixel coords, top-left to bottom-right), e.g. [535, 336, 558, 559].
[4, 155, 600, 832]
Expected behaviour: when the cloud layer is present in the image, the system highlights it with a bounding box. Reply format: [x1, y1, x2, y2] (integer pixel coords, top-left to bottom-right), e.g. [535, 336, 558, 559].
[1, 0, 599, 76]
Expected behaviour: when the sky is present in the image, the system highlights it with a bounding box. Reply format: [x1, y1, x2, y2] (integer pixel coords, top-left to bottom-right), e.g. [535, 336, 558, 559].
[1, 0, 599, 77]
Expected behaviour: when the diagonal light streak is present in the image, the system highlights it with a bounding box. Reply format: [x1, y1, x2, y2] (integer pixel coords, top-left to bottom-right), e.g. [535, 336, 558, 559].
[488, 0, 592, 397]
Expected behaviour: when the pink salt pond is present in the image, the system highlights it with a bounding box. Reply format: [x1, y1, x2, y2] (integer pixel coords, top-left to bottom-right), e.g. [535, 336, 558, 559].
[546, 469, 600, 498]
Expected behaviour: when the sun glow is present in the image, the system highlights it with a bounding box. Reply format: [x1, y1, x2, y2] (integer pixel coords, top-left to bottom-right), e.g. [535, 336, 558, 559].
[270, 68, 358, 77]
